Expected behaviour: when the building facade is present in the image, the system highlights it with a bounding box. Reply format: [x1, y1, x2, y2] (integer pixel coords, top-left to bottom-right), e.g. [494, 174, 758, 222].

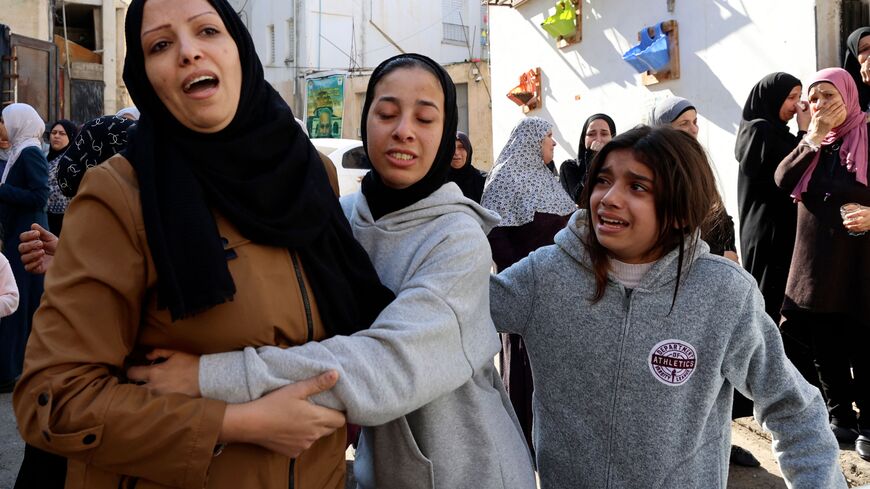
[0, 0, 130, 122]
[229, 0, 496, 168]
[487, 0, 868, 245]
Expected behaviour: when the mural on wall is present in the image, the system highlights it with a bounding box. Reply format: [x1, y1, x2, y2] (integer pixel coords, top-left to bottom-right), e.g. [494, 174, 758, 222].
[306, 74, 344, 139]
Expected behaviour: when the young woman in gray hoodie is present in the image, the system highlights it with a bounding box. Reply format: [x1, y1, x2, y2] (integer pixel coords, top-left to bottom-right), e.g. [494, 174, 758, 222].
[490, 126, 845, 488]
[128, 54, 535, 489]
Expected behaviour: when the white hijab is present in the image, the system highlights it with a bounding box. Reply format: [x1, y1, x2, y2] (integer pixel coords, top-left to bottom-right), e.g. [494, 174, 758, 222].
[115, 106, 141, 121]
[482, 117, 576, 227]
[1, 103, 45, 184]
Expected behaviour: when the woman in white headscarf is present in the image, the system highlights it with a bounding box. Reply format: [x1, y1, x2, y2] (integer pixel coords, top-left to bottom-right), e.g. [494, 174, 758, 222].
[114, 106, 141, 121]
[481, 116, 576, 455]
[0, 103, 49, 393]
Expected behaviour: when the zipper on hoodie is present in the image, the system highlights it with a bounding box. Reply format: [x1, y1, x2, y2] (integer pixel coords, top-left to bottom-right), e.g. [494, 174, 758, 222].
[290, 252, 315, 342]
[604, 288, 633, 488]
[289, 458, 296, 489]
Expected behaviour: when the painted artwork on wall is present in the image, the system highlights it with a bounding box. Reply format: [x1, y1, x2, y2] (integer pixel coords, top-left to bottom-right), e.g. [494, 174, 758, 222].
[306, 74, 345, 139]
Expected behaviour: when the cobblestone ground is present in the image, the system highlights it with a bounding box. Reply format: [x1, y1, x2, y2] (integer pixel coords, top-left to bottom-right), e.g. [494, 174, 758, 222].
[2, 394, 868, 488]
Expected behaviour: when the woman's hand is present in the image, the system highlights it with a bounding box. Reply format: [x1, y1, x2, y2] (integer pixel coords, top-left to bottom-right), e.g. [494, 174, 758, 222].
[220, 371, 346, 458]
[795, 101, 811, 132]
[806, 99, 847, 144]
[843, 205, 870, 233]
[126, 349, 201, 397]
[861, 57, 870, 86]
[588, 140, 605, 152]
[18, 223, 58, 275]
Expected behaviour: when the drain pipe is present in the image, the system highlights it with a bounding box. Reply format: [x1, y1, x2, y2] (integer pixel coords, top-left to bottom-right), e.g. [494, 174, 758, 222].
[317, 0, 322, 69]
[61, 1, 72, 85]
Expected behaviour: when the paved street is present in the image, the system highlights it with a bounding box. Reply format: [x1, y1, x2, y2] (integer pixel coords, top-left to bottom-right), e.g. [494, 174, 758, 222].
[2, 392, 869, 488]
[0, 393, 22, 488]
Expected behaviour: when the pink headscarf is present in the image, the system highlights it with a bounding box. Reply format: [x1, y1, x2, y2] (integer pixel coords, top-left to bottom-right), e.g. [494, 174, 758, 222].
[791, 68, 868, 201]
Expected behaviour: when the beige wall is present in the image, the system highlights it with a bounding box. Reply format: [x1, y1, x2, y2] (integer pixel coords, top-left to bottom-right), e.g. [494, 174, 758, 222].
[446, 61, 493, 171]
[341, 61, 494, 171]
[2, 0, 51, 41]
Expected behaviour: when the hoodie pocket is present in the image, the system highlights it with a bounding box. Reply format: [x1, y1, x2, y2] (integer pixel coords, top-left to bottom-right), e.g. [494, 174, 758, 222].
[355, 417, 435, 489]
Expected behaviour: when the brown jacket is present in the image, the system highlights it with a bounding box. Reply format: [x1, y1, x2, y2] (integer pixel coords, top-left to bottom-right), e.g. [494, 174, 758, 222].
[13, 155, 346, 489]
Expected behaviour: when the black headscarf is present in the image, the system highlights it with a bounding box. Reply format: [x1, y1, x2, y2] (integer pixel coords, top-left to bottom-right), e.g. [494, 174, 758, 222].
[57, 115, 135, 197]
[360, 54, 458, 220]
[735, 72, 802, 164]
[844, 27, 870, 111]
[447, 131, 485, 203]
[575, 113, 616, 162]
[739, 72, 801, 132]
[121, 0, 393, 331]
[560, 113, 616, 204]
[47, 119, 77, 162]
[733, 72, 803, 323]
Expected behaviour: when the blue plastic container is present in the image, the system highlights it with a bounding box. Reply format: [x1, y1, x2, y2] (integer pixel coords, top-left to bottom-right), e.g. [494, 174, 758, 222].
[622, 23, 670, 73]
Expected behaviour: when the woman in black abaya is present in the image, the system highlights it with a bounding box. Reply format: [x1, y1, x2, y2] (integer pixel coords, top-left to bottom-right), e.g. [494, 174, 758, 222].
[448, 131, 486, 203]
[735, 72, 818, 392]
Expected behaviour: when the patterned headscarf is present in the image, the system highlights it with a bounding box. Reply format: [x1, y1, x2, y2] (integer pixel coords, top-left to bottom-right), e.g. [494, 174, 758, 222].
[482, 117, 576, 227]
[791, 68, 868, 201]
[56, 115, 135, 197]
[1, 103, 45, 184]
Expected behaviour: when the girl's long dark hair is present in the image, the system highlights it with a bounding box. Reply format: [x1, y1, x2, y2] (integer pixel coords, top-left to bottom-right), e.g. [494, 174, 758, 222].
[579, 126, 720, 305]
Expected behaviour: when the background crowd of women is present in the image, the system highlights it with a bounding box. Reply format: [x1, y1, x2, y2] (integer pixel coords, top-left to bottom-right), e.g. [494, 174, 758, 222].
[0, 0, 866, 485]
[474, 25, 870, 469]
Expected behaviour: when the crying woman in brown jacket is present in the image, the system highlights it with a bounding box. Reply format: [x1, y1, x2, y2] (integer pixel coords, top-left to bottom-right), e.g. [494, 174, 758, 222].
[12, 0, 393, 488]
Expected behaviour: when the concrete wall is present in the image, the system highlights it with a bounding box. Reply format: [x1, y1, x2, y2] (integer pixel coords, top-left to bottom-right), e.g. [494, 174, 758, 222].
[237, 0, 485, 116]
[1, 0, 51, 41]
[489, 0, 826, 244]
[247, 0, 300, 111]
[363, 0, 483, 66]
[341, 61, 494, 170]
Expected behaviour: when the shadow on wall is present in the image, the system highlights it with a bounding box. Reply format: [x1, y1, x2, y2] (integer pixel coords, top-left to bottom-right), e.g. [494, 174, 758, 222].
[522, 0, 752, 135]
[537, 69, 580, 161]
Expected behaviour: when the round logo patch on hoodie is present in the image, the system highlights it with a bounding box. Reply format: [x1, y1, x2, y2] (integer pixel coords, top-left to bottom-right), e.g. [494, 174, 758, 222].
[648, 339, 697, 386]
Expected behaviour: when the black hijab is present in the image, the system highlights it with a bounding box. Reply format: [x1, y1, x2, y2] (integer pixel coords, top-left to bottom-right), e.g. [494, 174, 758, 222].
[447, 131, 485, 203]
[560, 113, 615, 204]
[121, 0, 393, 331]
[360, 54, 458, 220]
[47, 119, 77, 162]
[735, 72, 802, 163]
[576, 113, 616, 162]
[739, 72, 801, 131]
[844, 27, 870, 111]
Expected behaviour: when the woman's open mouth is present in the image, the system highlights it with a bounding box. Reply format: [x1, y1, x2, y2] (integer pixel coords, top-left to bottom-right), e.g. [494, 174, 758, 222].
[386, 150, 418, 167]
[596, 212, 629, 233]
[182, 72, 220, 99]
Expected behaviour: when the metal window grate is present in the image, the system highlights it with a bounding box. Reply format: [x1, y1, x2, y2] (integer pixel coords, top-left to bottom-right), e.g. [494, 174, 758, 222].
[286, 18, 295, 63]
[267, 24, 275, 65]
[443, 22, 469, 43]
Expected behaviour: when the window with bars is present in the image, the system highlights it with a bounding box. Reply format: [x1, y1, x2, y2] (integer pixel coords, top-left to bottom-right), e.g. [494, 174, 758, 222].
[442, 0, 468, 44]
[266, 24, 275, 65]
[286, 18, 295, 63]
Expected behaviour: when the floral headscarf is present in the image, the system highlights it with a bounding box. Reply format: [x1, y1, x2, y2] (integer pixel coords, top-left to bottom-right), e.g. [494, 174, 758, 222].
[482, 117, 576, 226]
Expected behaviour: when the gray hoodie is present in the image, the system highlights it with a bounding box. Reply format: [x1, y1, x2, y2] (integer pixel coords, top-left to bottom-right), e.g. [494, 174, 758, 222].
[199, 183, 536, 489]
[490, 211, 845, 489]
